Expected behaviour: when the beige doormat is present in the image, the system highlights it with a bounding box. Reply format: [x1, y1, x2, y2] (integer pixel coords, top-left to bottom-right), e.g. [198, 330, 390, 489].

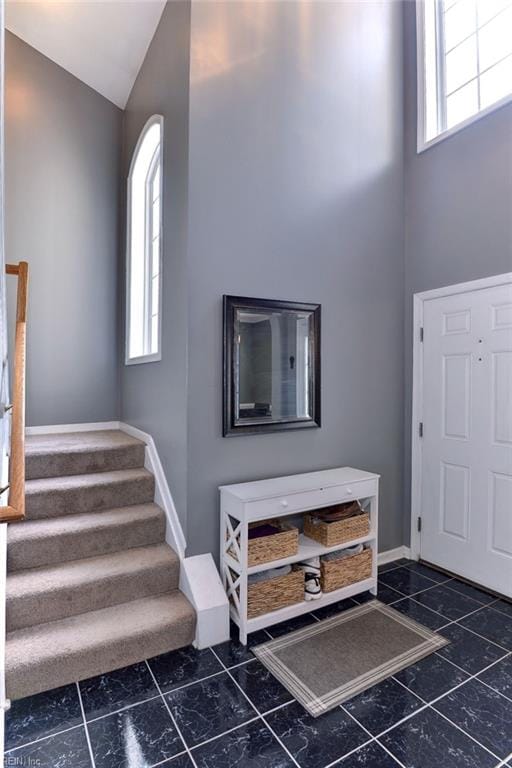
[253, 600, 448, 717]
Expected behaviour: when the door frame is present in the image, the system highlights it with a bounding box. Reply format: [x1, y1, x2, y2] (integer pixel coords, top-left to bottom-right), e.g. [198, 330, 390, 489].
[410, 272, 512, 561]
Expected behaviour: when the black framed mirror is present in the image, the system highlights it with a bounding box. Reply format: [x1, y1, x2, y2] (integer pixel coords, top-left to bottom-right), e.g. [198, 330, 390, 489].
[223, 296, 321, 436]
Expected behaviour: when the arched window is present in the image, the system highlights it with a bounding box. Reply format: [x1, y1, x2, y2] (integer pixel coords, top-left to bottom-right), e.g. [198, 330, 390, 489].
[126, 115, 163, 363]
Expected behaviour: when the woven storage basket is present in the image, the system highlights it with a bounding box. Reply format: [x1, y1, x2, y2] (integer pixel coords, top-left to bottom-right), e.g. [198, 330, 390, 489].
[320, 548, 373, 593]
[246, 520, 299, 567]
[304, 509, 370, 547]
[247, 568, 304, 618]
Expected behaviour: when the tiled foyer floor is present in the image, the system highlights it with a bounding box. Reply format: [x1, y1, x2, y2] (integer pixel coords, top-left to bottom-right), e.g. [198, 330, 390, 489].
[5, 559, 512, 768]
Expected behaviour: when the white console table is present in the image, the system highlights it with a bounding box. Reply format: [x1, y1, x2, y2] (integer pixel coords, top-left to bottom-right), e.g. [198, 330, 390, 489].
[220, 467, 379, 644]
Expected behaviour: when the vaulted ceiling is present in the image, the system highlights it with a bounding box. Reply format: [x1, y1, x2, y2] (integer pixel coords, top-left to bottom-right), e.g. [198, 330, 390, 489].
[5, 0, 167, 108]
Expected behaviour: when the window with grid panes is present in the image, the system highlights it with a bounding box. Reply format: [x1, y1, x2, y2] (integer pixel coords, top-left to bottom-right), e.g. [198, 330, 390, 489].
[417, 0, 512, 148]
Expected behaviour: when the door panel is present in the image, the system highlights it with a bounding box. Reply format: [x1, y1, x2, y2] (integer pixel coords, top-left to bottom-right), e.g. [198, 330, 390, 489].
[492, 352, 512, 445]
[440, 461, 470, 541]
[490, 472, 512, 557]
[420, 282, 512, 596]
[442, 354, 471, 439]
[443, 309, 472, 335]
[491, 301, 512, 330]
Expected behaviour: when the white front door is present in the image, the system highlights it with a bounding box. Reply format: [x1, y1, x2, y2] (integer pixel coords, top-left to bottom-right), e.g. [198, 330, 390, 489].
[420, 280, 512, 597]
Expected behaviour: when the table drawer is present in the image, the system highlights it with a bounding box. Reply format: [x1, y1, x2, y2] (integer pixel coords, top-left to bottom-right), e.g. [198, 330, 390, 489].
[246, 478, 377, 521]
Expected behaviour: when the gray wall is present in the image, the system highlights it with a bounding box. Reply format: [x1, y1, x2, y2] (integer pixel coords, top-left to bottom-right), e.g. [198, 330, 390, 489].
[120, 2, 191, 532]
[1, 6, 9, 487]
[5, 32, 122, 426]
[186, 0, 405, 557]
[402, 1, 512, 541]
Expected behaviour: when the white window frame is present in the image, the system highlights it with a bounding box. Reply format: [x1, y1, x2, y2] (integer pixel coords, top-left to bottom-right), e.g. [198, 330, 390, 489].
[417, 0, 512, 153]
[125, 114, 163, 365]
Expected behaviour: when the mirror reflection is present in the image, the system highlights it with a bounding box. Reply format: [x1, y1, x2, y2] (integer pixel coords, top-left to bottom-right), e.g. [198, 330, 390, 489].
[236, 308, 312, 423]
[223, 297, 320, 436]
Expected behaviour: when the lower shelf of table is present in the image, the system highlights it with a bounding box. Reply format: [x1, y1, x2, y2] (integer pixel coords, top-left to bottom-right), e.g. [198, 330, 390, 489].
[231, 575, 376, 641]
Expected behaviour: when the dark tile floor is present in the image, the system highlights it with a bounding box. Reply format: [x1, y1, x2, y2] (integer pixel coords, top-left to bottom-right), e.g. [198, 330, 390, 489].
[5, 559, 512, 768]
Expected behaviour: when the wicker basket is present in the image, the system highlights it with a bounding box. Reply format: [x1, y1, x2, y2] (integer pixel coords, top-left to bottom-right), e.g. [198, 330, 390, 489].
[246, 520, 299, 567]
[247, 568, 304, 618]
[304, 509, 370, 547]
[320, 548, 373, 593]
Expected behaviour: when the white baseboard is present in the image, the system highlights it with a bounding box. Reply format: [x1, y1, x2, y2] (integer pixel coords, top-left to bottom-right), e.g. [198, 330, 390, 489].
[119, 422, 186, 560]
[179, 554, 230, 648]
[26, 421, 120, 435]
[377, 545, 412, 565]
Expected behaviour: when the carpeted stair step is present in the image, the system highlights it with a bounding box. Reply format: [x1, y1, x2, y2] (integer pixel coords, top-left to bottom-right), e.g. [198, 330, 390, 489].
[6, 543, 179, 631]
[6, 592, 196, 700]
[25, 468, 155, 520]
[26, 430, 146, 480]
[7, 503, 166, 571]
[7, 428, 196, 702]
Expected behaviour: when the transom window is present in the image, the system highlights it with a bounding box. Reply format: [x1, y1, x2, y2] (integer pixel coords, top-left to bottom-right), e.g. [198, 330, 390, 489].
[417, 0, 512, 149]
[126, 115, 163, 364]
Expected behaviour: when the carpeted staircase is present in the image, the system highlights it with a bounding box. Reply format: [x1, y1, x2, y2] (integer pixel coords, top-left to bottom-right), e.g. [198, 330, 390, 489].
[5, 430, 196, 700]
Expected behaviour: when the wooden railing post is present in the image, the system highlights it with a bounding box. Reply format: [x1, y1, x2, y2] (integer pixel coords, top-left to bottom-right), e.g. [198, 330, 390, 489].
[0, 261, 28, 522]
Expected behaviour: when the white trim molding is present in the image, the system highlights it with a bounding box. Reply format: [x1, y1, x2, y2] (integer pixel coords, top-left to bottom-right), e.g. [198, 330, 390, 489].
[419, 92, 512, 153]
[179, 555, 229, 649]
[119, 422, 186, 559]
[414, 273, 512, 302]
[410, 272, 512, 561]
[118, 422, 229, 646]
[377, 546, 412, 566]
